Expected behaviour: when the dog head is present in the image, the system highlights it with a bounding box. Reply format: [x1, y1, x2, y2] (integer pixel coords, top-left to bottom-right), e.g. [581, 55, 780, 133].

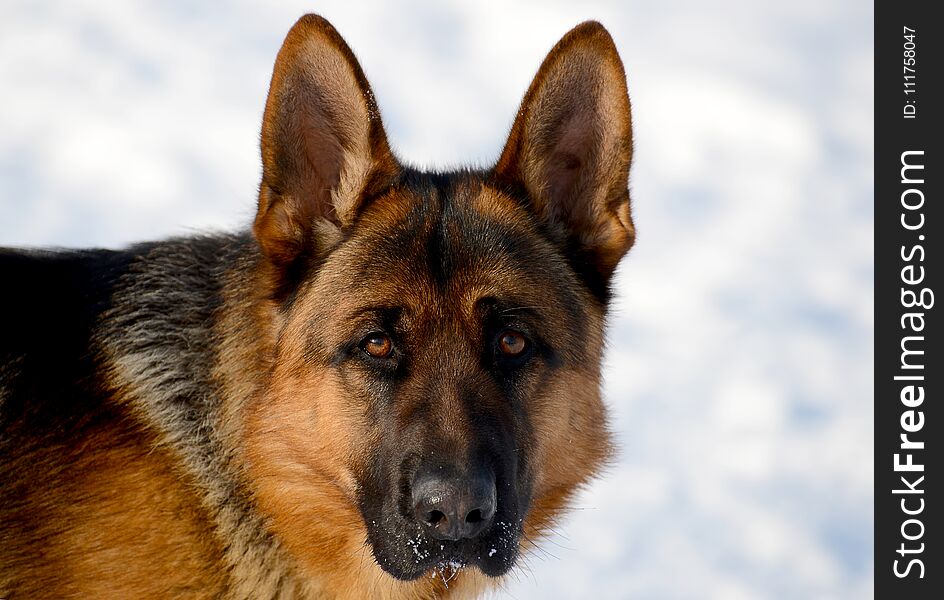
[242, 14, 633, 585]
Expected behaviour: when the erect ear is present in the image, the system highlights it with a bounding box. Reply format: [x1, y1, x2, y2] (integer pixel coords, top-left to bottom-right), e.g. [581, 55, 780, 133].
[255, 14, 398, 285]
[494, 21, 634, 290]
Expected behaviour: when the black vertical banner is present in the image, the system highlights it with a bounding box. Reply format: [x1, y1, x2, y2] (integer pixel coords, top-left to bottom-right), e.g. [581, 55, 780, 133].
[876, 0, 941, 597]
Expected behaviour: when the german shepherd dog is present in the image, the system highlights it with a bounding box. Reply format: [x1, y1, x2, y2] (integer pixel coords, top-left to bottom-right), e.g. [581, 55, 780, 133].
[0, 14, 634, 599]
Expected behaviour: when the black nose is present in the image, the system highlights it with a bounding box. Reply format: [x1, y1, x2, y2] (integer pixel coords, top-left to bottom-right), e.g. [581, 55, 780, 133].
[411, 470, 497, 541]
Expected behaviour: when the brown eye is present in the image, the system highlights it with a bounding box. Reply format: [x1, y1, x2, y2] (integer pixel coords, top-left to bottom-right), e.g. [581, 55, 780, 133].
[498, 330, 528, 357]
[362, 333, 393, 358]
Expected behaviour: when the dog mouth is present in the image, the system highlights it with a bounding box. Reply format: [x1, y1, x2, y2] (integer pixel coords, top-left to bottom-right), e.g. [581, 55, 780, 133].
[365, 516, 522, 580]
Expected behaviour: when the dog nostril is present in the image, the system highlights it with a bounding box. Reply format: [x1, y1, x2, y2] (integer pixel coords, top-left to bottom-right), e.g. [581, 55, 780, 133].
[465, 509, 482, 524]
[426, 510, 446, 526]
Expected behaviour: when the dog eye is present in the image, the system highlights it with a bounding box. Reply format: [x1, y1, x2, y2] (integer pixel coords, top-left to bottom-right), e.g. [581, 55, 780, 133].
[497, 330, 528, 358]
[361, 333, 393, 358]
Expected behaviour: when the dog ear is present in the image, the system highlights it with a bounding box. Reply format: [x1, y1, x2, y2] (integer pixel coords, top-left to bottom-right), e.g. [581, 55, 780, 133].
[494, 22, 634, 288]
[255, 14, 398, 280]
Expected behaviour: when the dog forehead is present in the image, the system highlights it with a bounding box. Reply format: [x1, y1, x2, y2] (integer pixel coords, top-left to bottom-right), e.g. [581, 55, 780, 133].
[337, 180, 548, 290]
[301, 173, 593, 339]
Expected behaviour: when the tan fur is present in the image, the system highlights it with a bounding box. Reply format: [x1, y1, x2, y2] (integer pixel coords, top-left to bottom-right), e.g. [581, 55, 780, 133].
[1, 421, 225, 598]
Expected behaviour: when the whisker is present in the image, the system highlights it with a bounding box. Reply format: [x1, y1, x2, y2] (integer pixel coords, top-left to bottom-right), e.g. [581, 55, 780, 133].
[498, 305, 551, 314]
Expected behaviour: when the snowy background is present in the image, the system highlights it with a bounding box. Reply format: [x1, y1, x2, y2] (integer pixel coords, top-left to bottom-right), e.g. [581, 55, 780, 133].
[0, 1, 873, 598]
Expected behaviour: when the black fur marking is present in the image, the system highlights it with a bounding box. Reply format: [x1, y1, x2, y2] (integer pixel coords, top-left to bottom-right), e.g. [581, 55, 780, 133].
[0, 247, 137, 436]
